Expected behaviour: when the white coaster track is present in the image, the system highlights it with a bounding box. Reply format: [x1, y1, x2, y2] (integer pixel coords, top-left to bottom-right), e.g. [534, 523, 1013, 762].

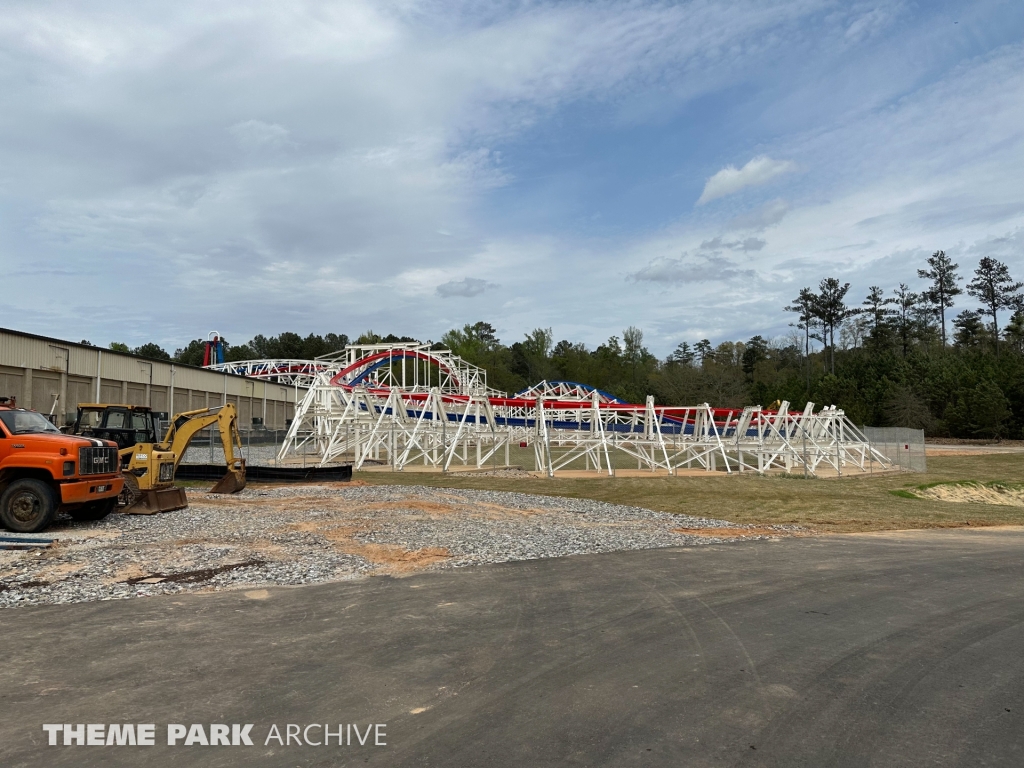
[218, 343, 892, 477]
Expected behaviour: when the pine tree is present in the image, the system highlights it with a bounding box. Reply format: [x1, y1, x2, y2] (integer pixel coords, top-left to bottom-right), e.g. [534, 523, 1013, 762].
[667, 342, 695, 366]
[694, 339, 713, 367]
[1005, 309, 1024, 354]
[785, 287, 817, 391]
[967, 258, 1023, 354]
[892, 284, 918, 357]
[861, 285, 895, 341]
[917, 250, 961, 346]
[813, 278, 852, 374]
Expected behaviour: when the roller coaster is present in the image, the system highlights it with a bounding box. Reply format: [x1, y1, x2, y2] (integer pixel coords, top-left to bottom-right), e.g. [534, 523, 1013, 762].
[211, 343, 891, 477]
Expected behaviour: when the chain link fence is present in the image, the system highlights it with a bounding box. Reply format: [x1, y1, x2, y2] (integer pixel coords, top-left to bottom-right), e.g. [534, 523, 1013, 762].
[177, 427, 308, 467]
[862, 426, 927, 472]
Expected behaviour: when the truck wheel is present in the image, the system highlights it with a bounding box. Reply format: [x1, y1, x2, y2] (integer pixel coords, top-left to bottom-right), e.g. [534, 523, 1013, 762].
[69, 497, 117, 522]
[0, 479, 57, 533]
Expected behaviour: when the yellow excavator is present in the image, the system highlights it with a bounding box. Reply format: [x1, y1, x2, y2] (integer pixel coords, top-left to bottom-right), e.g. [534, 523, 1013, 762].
[71, 403, 247, 513]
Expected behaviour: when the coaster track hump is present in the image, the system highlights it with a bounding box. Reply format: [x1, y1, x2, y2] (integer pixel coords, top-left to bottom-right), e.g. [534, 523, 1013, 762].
[205, 359, 332, 387]
[260, 342, 891, 477]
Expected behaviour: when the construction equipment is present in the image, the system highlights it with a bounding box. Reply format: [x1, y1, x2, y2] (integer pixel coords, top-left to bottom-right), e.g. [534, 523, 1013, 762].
[162, 405, 247, 495]
[0, 396, 124, 532]
[71, 403, 246, 514]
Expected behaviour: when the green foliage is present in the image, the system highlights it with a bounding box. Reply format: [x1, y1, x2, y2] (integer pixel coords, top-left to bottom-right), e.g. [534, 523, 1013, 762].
[108, 341, 130, 353]
[247, 332, 350, 360]
[1005, 311, 1024, 354]
[173, 339, 207, 366]
[944, 379, 1011, 438]
[967, 257, 1023, 350]
[917, 250, 962, 346]
[442, 323, 524, 394]
[132, 342, 171, 361]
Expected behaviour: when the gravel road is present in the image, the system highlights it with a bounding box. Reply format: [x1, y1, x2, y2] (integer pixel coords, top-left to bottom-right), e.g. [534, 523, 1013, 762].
[0, 484, 794, 608]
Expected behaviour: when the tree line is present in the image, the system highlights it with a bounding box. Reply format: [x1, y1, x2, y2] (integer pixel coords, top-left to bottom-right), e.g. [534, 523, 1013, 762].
[96, 252, 1024, 439]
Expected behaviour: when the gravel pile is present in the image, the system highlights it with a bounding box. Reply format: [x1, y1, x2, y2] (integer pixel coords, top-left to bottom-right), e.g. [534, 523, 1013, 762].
[0, 484, 791, 608]
[180, 444, 322, 466]
[460, 467, 535, 478]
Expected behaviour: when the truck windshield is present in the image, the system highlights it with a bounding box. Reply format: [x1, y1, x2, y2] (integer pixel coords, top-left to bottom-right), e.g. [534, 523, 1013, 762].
[0, 410, 62, 435]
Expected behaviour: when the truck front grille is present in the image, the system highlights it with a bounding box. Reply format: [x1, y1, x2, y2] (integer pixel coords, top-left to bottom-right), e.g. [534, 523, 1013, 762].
[79, 446, 119, 476]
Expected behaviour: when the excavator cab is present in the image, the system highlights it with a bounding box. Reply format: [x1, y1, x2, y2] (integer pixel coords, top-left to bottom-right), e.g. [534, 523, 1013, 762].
[74, 405, 159, 454]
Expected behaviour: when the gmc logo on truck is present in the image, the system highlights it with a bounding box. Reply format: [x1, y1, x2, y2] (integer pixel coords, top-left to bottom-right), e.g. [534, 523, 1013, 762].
[79, 447, 118, 476]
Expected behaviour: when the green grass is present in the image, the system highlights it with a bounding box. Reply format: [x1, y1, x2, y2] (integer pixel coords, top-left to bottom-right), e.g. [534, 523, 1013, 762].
[353, 453, 1024, 533]
[888, 489, 920, 500]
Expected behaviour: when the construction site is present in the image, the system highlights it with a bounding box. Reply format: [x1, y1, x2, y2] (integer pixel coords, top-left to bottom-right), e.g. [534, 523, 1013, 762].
[0, 324, 923, 566]
[4, 329, 1024, 768]
[0, 324, 946, 607]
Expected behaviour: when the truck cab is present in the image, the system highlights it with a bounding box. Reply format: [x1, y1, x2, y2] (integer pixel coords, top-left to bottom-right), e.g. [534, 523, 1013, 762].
[0, 397, 125, 532]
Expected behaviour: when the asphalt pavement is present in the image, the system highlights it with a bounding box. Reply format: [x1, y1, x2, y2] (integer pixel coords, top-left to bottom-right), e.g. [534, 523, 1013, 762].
[2, 527, 1023, 767]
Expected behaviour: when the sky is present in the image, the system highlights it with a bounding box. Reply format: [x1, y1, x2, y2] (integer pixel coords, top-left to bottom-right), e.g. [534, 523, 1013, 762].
[1, 0, 1022, 357]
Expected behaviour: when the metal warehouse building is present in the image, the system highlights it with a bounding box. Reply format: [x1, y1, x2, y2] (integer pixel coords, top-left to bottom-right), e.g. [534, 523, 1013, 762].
[0, 328, 302, 429]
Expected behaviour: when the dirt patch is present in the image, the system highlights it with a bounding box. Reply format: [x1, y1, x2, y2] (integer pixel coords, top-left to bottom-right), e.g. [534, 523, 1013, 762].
[108, 563, 149, 585]
[925, 448, 1024, 456]
[362, 498, 464, 516]
[340, 543, 451, 573]
[913, 483, 1024, 507]
[927, 438, 1024, 447]
[280, 519, 449, 572]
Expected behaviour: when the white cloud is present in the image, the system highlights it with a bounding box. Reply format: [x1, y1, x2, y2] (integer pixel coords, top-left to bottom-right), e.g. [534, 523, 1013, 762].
[699, 237, 767, 252]
[630, 254, 755, 284]
[697, 156, 798, 205]
[727, 199, 790, 232]
[844, 5, 903, 43]
[229, 120, 294, 151]
[0, 1, 1020, 357]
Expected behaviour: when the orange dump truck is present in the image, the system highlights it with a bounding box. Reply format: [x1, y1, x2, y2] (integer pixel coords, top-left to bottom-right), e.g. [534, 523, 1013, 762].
[0, 397, 124, 533]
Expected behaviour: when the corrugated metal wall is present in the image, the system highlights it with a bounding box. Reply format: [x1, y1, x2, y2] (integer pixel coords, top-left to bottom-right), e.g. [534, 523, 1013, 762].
[0, 328, 303, 428]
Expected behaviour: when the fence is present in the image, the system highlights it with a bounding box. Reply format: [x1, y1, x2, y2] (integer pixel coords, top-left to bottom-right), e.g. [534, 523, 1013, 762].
[862, 427, 927, 472]
[178, 427, 320, 468]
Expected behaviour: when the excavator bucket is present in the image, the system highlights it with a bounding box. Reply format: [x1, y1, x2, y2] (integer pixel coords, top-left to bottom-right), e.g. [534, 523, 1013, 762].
[124, 486, 189, 515]
[209, 459, 247, 495]
[118, 472, 189, 515]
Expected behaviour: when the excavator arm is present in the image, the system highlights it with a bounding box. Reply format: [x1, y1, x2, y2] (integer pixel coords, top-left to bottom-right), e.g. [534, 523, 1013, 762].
[160, 404, 247, 494]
